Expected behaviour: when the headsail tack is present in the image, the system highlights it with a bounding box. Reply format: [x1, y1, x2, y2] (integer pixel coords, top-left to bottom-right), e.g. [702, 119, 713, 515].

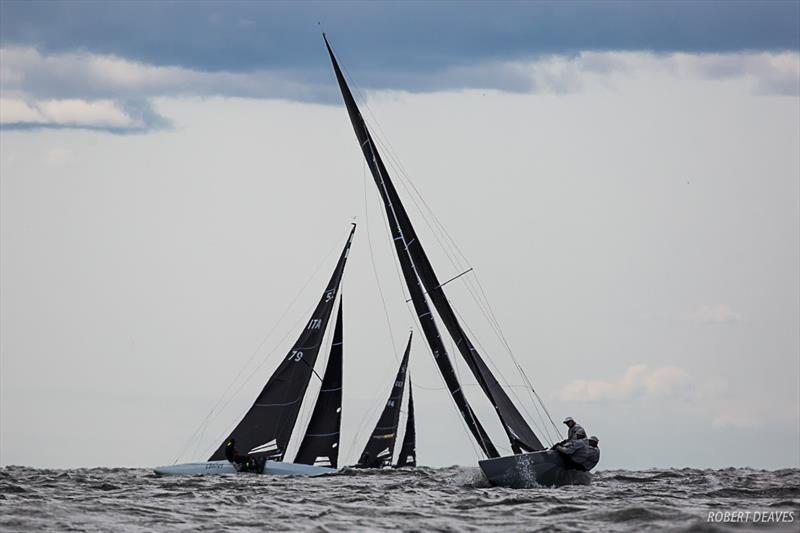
[209, 224, 356, 461]
[294, 299, 344, 468]
[357, 333, 412, 468]
[325, 35, 544, 456]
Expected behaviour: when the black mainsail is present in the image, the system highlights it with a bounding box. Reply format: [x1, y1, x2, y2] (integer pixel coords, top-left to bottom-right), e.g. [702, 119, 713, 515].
[209, 224, 356, 461]
[294, 299, 344, 468]
[324, 35, 544, 456]
[357, 333, 412, 468]
[395, 374, 416, 468]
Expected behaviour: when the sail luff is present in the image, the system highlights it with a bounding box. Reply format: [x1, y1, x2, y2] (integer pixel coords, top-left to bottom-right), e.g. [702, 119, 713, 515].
[209, 224, 356, 461]
[357, 333, 412, 467]
[324, 35, 499, 459]
[294, 299, 344, 468]
[395, 373, 416, 467]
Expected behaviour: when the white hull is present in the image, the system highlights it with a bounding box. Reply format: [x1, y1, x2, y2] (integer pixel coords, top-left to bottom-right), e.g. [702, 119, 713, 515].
[153, 460, 336, 477]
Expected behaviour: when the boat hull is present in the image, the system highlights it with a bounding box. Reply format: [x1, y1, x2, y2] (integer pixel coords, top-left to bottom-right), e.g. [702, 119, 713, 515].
[478, 450, 592, 488]
[153, 460, 336, 477]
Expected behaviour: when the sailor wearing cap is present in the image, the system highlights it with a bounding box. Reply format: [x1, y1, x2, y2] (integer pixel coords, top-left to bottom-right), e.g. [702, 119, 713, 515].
[563, 416, 586, 441]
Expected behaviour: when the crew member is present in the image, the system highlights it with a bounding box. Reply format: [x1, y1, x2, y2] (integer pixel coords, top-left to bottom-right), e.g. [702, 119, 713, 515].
[583, 436, 600, 471]
[555, 435, 600, 471]
[563, 416, 586, 440]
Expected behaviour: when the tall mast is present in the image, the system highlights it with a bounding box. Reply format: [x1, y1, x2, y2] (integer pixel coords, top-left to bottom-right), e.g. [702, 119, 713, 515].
[209, 224, 356, 461]
[324, 35, 544, 455]
[324, 35, 498, 458]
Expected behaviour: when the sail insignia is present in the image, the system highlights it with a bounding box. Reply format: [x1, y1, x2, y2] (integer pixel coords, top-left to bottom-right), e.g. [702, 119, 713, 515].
[208, 225, 356, 462]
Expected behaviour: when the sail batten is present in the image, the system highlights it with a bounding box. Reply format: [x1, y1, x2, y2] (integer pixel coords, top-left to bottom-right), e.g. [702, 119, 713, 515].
[324, 35, 541, 456]
[209, 225, 356, 462]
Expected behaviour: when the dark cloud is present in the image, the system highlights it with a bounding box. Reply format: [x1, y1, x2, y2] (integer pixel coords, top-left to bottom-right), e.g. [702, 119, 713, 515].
[2, 0, 798, 87]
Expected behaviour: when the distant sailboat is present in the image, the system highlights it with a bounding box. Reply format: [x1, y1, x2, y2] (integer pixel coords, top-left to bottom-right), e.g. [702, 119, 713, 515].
[395, 374, 416, 468]
[356, 333, 412, 468]
[155, 225, 356, 476]
[323, 35, 589, 486]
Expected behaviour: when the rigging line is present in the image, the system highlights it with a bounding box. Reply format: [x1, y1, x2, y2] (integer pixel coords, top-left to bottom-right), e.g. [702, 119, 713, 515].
[332, 47, 483, 460]
[365, 131, 487, 460]
[371, 134, 467, 273]
[355, 91, 558, 445]
[173, 228, 350, 464]
[335, 44, 484, 305]
[363, 117, 471, 276]
[391, 174, 555, 439]
[299, 353, 324, 382]
[424, 252, 557, 445]
[203, 296, 320, 459]
[404, 268, 473, 303]
[455, 273, 556, 444]
[468, 271, 560, 438]
[338, 51, 559, 446]
[363, 159, 399, 362]
[450, 299, 555, 447]
[334, 50, 468, 281]
[364, 124, 527, 449]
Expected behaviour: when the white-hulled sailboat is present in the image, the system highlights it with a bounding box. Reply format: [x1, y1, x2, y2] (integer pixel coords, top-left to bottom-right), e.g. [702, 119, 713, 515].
[155, 226, 356, 477]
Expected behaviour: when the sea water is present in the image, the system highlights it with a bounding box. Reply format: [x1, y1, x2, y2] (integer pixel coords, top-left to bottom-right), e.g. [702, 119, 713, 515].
[1, 466, 798, 531]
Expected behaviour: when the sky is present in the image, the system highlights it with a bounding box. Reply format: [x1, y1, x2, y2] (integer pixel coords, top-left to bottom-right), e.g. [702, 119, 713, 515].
[1, 1, 798, 470]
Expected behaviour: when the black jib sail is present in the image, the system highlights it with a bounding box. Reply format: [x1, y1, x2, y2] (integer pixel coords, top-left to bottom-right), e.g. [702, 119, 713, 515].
[324, 35, 500, 459]
[294, 299, 344, 468]
[209, 224, 356, 461]
[395, 374, 416, 468]
[325, 35, 544, 456]
[357, 333, 412, 468]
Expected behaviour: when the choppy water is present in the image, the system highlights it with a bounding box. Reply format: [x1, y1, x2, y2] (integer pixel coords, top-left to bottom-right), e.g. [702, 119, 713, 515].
[1, 466, 798, 531]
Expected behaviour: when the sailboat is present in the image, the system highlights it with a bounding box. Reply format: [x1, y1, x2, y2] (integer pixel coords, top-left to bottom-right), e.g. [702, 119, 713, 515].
[395, 372, 416, 468]
[323, 36, 591, 487]
[355, 333, 414, 468]
[155, 225, 357, 476]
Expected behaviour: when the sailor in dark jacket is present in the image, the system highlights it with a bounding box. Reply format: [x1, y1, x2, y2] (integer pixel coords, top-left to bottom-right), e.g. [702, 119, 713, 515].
[552, 416, 586, 449]
[583, 436, 600, 470]
[555, 435, 600, 471]
[223, 439, 265, 474]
